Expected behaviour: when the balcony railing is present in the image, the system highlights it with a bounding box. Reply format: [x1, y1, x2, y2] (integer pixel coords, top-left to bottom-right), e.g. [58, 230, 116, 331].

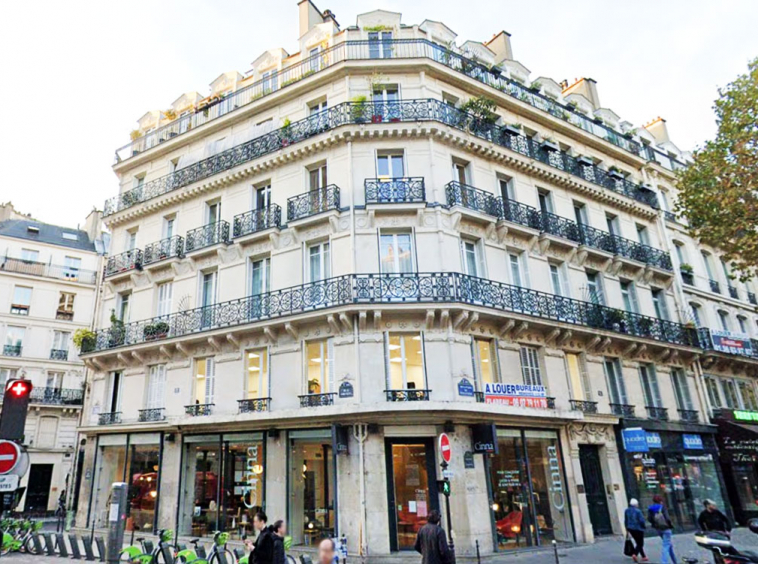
[116, 39, 667, 167]
[663, 211, 678, 223]
[185, 221, 230, 253]
[142, 236, 185, 266]
[364, 177, 426, 204]
[681, 270, 695, 286]
[698, 327, 758, 359]
[80, 272, 699, 355]
[105, 249, 142, 278]
[232, 205, 282, 238]
[299, 393, 335, 407]
[610, 403, 636, 417]
[646, 406, 669, 420]
[728, 286, 739, 299]
[0, 256, 97, 285]
[749, 292, 757, 305]
[570, 399, 598, 413]
[385, 389, 431, 402]
[287, 185, 340, 222]
[2, 345, 21, 357]
[185, 403, 214, 416]
[105, 99, 659, 217]
[56, 310, 74, 321]
[138, 408, 166, 422]
[29, 387, 83, 406]
[98, 412, 121, 425]
[445, 181, 502, 217]
[709, 279, 721, 294]
[49, 349, 68, 361]
[238, 398, 271, 413]
[679, 409, 700, 423]
[475, 391, 485, 403]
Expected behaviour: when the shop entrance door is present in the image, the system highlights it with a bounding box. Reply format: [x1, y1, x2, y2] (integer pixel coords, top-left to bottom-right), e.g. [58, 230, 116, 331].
[579, 445, 612, 535]
[386, 438, 440, 551]
[25, 464, 54, 513]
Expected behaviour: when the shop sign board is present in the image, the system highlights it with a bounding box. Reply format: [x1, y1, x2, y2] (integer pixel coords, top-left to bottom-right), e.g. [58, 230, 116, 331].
[622, 428, 649, 452]
[683, 434, 704, 450]
[734, 410, 758, 422]
[646, 432, 662, 449]
[483, 383, 547, 408]
[471, 423, 498, 454]
[710, 330, 753, 356]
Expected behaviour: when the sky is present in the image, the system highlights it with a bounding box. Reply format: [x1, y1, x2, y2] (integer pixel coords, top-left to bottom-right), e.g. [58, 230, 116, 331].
[1, 0, 757, 229]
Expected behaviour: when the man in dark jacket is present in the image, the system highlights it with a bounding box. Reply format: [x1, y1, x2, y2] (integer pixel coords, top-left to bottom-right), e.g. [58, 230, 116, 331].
[698, 499, 732, 534]
[250, 511, 275, 564]
[414, 510, 451, 564]
[271, 520, 286, 564]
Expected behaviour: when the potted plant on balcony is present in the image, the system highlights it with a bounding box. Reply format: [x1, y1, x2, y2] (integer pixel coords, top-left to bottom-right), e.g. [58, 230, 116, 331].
[540, 136, 559, 152]
[351, 95, 368, 124]
[608, 166, 625, 181]
[144, 321, 170, 341]
[577, 155, 594, 167]
[529, 80, 542, 93]
[108, 310, 126, 348]
[73, 328, 96, 353]
[460, 95, 498, 137]
[504, 123, 522, 136]
[280, 117, 293, 147]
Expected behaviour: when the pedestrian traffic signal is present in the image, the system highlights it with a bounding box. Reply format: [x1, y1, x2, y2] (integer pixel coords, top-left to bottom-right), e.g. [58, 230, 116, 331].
[437, 479, 451, 497]
[0, 379, 33, 442]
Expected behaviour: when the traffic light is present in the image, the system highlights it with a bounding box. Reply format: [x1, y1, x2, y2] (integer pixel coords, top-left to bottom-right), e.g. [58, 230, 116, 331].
[0, 379, 33, 442]
[437, 479, 451, 497]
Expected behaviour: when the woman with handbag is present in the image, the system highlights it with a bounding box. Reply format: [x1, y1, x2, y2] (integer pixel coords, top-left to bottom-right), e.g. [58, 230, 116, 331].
[624, 498, 648, 562]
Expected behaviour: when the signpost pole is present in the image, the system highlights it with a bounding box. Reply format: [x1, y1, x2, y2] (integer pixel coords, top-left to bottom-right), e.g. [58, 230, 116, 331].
[441, 461, 454, 552]
[437, 433, 455, 556]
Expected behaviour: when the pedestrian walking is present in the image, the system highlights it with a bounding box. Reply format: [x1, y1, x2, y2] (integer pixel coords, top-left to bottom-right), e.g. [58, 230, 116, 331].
[318, 539, 339, 564]
[271, 520, 286, 564]
[624, 498, 647, 562]
[246, 511, 275, 564]
[414, 510, 451, 564]
[648, 495, 677, 564]
[698, 499, 731, 535]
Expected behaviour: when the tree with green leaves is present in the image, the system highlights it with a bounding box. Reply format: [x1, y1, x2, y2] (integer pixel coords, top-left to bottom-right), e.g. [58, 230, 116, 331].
[675, 57, 758, 281]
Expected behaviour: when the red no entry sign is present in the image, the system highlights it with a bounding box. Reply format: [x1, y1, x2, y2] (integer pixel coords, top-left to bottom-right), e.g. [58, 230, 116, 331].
[0, 441, 20, 474]
[439, 433, 452, 464]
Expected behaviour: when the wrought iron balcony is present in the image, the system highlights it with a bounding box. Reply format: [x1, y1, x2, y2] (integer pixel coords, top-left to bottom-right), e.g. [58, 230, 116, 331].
[501, 199, 544, 230]
[385, 389, 431, 402]
[138, 408, 166, 422]
[698, 327, 758, 359]
[570, 399, 598, 413]
[142, 236, 185, 266]
[185, 403, 214, 416]
[365, 177, 426, 204]
[610, 403, 636, 417]
[474, 391, 485, 403]
[681, 270, 695, 286]
[98, 412, 121, 425]
[80, 273, 699, 354]
[50, 349, 68, 361]
[0, 256, 97, 285]
[30, 387, 83, 406]
[728, 286, 739, 299]
[233, 205, 282, 238]
[679, 409, 700, 423]
[445, 181, 503, 217]
[56, 310, 74, 321]
[545, 397, 556, 409]
[106, 98, 659, 217]
[116, 39, 665, 168]
[185, 221, 230, 253]
[749, 292, 757, 305]
[664, 211, 678, 223]
[299, 393, 335, 407]
[646, 406, 669, 420]
[238, 398, 271, 413]
[2, 345, 21, 357]
[105, 249, 142, 278]
[287, 185, 340, 222]
[709, 279, 721, 294]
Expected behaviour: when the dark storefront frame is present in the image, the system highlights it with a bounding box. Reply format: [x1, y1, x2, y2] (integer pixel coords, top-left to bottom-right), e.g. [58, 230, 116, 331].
[713, 410, 758, 525]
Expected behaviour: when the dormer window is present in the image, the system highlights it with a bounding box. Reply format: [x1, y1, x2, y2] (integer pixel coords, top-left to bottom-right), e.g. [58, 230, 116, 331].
[26, 226, 39, 234]
[62, 232, 78, 241]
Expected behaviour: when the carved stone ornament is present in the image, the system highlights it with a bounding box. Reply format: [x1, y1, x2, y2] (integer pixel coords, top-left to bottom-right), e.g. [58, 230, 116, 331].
[568, 422, 614, 444]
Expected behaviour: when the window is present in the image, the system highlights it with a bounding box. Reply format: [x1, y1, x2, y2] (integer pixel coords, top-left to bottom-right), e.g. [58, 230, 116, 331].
[5, 327, 24, 352]
[372, 84, 399, 106]
[0, 368, 17, 389]
[11, 286, 32, 315]
[163, 216, 175, 239]
[537, 190, 553, 214]
[509, 253, 527, 287]
[605, 214, 619, 235]
[671, 369, 694, 411]
[308, 242, 330, 282]
[674, 242, 687, 265]
[126, 230, 137, 251]
[57, 292, 75, 321]
[206, 201, 221, 225]
[722, 379, 741, 409]
[308, 98, 328, 115]
[721, 259, 732, 284]
[106, 371, 122, 413]
[20, 249, 39, 263]
[156, 282, 173, 317]
[586, 271, 605, 304]
[718, 310, 730, 331]
[309, 163, 328, 190]
[498, 175, 515, 202]
[46, 371, 63, 390]
[651, 288, 669, 320]
[63, 231, 77, 240]
[620, 280, 639, 313]
[442, 92, 459, 107]
[368, 31, 393, 59]
[549, 263, 569, 297]
[739, 381, 758, 411]
[639, 364, 663, 408]
[690, 303, 702, 327]
[451, 159, 470, 185]
[386, 333, 424, 390]
[306, 339, 334, 394]
[253, 184, 271, 210]
[194, 358, 215, 405]
[604, 358, 627, 405]
[473, 338, 497, 389]
[117, 292, 131, 322]
[250, 257, 271, 295]
[245, 349, 269, 399]
[566, 353, 591, 401]
[200, 272, 217, 307]
[261, 71, 274, 92]
[738, 316, 748, 334]
[145, 365, 167, 409]
[379, 232, 414, 274]
[309, 46, 321, 71]
[461, 240, 484, 277]
[573, 202, 588, 226]
[64, 256, 82, 280]
[52, 331, 69, 354]
[376, 152, 404, 179]
[702, 251, 716, 280]
[635, 224, 650, 245]
[704, 376, 722, 408]
[36, 416, 58, 449]
[519, 347, 542, 386]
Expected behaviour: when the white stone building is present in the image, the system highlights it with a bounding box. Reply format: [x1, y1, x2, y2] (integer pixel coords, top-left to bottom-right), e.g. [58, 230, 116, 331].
[0, 203, 105, 513]
[75, 1, 756, 555]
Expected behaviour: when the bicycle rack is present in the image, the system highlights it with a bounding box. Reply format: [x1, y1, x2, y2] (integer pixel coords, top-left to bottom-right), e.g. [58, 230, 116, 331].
[32, 534, 44, 555]
[69, 534, 82, 559]
[95, 537, 106, 562]
[81, 536, 96, 561]
[56, 534, 69, 557]
[44, 533, 57, 556]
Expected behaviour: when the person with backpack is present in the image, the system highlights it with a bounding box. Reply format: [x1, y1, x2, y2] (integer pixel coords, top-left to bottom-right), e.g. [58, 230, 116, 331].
[648, 495, 677, 564]
[624, 498, 647, 562]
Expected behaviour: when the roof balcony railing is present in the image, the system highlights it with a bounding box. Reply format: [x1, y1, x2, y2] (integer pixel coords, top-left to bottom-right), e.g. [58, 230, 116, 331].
[29, 387, 83, 406]
[646, 406, 669, 421]
[364, 177, 426, 204]
[287, 185, 340, 222]
[232, 205, 282, 239]
[185, 221, 230, 253]
[142, 236, 185, 266]
[0, 256, 97, 285]
[105, 249, 142, 278]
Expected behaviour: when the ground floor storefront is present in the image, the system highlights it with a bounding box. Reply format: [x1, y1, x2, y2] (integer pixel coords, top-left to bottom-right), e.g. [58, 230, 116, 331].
[74, 417, 628, 556]
[616, 420, 730, 531]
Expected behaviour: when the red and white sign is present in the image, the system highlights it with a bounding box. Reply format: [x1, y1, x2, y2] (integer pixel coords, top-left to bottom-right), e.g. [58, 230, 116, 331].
[439, 433, 452, 464]
[0, 441, 20, 474]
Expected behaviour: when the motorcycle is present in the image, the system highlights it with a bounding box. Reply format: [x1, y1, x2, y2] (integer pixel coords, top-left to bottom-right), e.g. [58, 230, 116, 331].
[694, 519, 758, 564]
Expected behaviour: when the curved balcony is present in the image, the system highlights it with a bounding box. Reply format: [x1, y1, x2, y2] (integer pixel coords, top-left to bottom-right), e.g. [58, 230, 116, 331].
[287, 185, 340, 222]
[142, 236, 185, 267]
[445, 181, 502, 218]
[185, 221, 230, 253]
[105, 249, 142, 278]
[238, 398, 271, 413]
[385, 389, 431, 402]
[29, 387, 83, 406]
[364, 177, 426, 204]
[116, 39, 662, 166]
[105, 99, 658, 217]
[299, 393, 335, 407]
[185, 403, 214, 416]
[79, 272, 698, 355]
[232, 205, 282, 239]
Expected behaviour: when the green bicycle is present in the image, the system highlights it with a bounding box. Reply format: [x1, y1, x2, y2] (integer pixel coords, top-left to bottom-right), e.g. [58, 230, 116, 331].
[175, 532, 234, 564]
[120, 528, 175, 564]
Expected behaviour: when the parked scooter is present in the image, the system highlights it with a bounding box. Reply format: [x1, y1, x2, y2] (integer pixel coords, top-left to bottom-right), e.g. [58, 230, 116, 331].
[695, 519, 758, 564]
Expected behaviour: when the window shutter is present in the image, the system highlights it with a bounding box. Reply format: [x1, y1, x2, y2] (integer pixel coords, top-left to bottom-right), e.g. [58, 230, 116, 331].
[205, 359, 215, 404]
[327, 339, 335, 393]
